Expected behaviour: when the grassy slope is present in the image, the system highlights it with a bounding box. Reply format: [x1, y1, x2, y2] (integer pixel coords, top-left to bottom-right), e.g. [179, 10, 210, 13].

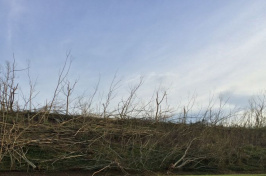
[0, 111, 266, 174]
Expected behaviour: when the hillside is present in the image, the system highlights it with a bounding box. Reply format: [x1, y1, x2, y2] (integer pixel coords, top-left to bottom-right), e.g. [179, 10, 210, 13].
[1, 111, 265, 175]
[0, 60, 266, 175]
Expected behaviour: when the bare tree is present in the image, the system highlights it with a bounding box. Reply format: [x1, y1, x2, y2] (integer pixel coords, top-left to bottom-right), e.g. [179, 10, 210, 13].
[181, 93, 197, 124]
[102, 72, 121, 118]
[48, 52, 72, 113]
[0, 59, 27, 112]
[154, 89, 167, 122]
[76, 76, 101, 116]
[20, 61, 39, 112]
[246, 93, 266, 128]
[118, 76, 143, 119]
[152, 86, 174, 122]
[61, 79, 78, 115]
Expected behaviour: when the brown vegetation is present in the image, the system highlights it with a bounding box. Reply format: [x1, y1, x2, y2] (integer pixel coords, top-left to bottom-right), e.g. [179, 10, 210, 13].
[0, 58, 266, 175]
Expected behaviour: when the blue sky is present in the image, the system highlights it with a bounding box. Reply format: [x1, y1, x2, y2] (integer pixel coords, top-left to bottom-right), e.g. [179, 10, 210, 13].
[1, 0, 266, 110]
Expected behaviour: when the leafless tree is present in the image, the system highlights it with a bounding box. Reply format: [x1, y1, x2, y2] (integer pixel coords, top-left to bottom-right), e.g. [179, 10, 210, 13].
[48, 52, 72, 113]
[245, 93, 266, 127]
[154, 89, 167, 122]
[117, 76, 143, 119]
[76, 76, 101, 116]
[61, 79, 78, 115]
[20, 61, 39, 112]
[0, 58, 27, 112]
[102, 72, 121, 118]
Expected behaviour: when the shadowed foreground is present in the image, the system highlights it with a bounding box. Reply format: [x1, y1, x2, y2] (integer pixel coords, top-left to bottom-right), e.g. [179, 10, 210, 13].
[1, 111, 266, 175]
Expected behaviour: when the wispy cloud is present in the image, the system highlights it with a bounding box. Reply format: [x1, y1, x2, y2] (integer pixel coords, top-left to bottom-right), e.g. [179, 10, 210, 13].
[123, 1, 266, 107]
[6, 0, 26, 47]
[1, 0, 266, 110]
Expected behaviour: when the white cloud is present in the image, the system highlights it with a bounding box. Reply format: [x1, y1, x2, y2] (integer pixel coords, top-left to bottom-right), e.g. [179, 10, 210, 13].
[3, 0, 266, 113]
[6, 0, 26, 46]
[125, 6, 266, 109]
